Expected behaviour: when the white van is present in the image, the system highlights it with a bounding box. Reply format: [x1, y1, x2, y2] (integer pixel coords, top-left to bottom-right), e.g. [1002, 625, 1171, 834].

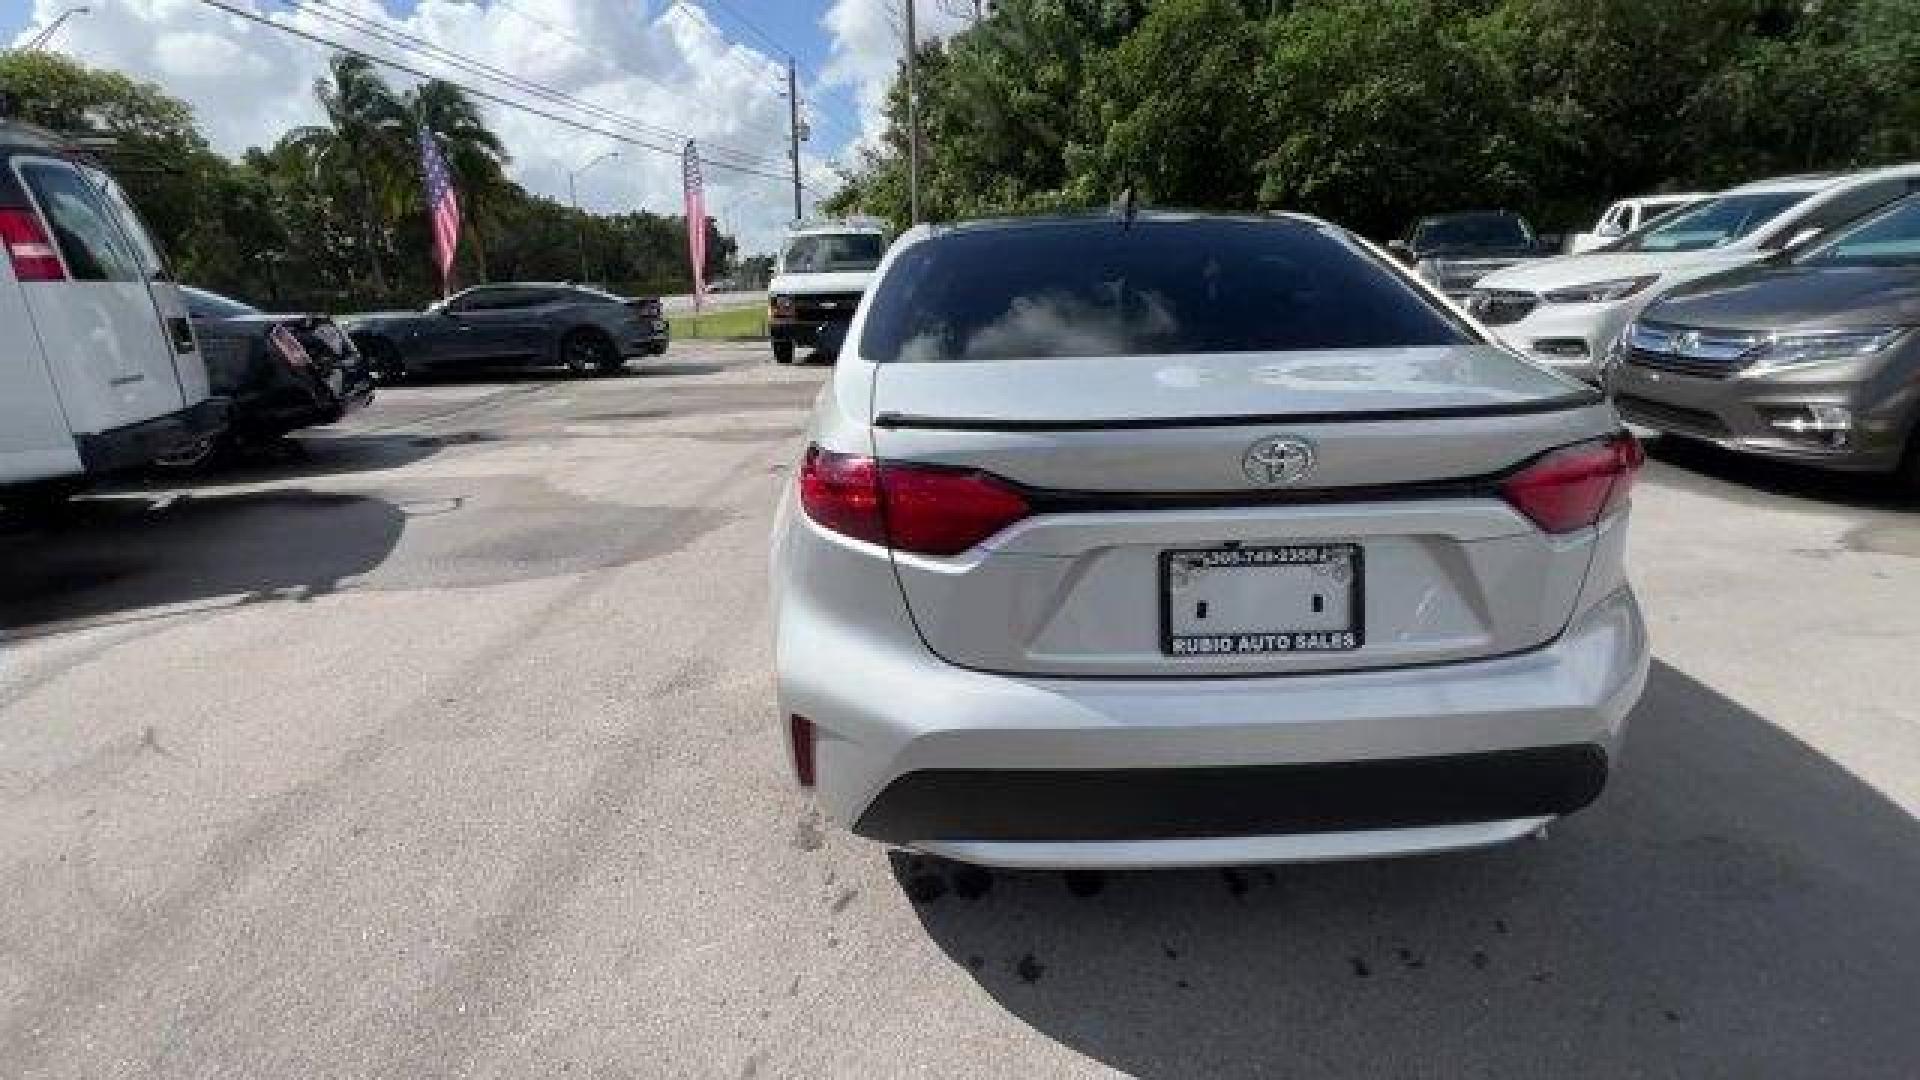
[0, 122, 223, 507]
[765, 218, 889, 364]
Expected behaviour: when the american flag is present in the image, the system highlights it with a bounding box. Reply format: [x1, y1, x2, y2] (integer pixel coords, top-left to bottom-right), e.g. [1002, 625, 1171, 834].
[683, 140, 706, 312]
[419, 127, 460, 296]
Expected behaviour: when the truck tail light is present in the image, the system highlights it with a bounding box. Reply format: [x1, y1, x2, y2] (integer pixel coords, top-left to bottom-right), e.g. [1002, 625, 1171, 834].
[0, 206, 66, 282]
[1502, 432, 1644, 533]
[771, 295, 795, 318]
[799, 445, 1032, 557]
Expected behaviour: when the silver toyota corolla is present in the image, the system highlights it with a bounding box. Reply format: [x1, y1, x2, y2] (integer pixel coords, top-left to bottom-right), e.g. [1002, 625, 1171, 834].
[770, 212, 1650, 870]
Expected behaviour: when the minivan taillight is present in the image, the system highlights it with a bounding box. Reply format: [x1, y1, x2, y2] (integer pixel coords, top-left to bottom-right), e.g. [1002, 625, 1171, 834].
[1501, 432, 1644, 534]
[799, 445, 1032, 556]
[0, 207, 65, 282]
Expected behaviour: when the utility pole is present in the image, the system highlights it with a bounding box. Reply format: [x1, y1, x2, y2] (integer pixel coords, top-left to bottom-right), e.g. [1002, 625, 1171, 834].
[904, 0, 922, 225]
[567, 150, 618, 284]
[786, 59, 803, 223]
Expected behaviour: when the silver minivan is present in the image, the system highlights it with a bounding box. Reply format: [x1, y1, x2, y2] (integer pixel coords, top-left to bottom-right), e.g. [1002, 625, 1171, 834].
[0, 121, 223, 507]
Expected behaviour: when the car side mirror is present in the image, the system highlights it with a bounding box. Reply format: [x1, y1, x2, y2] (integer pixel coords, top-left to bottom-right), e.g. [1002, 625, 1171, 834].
[1387, 241, 1416, 265]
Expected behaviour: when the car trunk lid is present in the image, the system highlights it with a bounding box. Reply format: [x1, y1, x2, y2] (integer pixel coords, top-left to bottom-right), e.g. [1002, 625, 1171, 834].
[868, 346, 1618, 678]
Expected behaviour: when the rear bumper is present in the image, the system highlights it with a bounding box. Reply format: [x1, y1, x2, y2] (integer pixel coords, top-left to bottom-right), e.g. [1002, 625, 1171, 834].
[781, 586, 1648, 867]
[74, 396, 229, 473]
[621, 319, 670, 356]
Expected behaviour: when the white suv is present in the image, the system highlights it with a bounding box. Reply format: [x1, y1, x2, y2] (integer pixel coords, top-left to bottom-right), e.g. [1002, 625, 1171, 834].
[1470, 165, 1920, 381]
[0, 122, 222, 507]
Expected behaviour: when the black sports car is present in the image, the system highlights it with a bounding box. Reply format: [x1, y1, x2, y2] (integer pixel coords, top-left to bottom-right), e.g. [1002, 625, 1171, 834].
[340, 283, 670, 379]
[183, 287, 375, 450]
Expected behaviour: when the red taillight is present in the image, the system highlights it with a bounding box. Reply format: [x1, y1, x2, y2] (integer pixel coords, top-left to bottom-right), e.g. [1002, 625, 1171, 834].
[1501, 432, 1644, 534]
[798, 444, 1032, 556]
[789, 715, 816, 787]
[800, 445, 887, 546]
[0, 206, 65, 282]
[771, 295, 795, 318]
[268, 324, 312, 368]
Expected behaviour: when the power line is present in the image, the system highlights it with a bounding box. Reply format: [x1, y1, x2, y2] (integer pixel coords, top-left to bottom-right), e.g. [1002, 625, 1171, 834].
[488, 0, 796, 148]
[293, 0, 790, 173]
[186, 0, 821, 190]
[688, 0, 787, 62]
[661, 0, 866, 148]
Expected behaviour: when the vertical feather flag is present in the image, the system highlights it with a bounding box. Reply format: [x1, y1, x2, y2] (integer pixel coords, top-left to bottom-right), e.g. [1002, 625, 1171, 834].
[683, 140, 707, 312]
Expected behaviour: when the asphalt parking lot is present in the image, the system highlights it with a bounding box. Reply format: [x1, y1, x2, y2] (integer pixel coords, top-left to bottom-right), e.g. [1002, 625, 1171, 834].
[1, 342, 1916, 1079]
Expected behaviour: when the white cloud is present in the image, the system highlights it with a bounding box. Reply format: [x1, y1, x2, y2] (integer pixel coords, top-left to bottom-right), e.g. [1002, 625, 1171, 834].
[818, 0, 968, 154]
[10, 0, 837, 254]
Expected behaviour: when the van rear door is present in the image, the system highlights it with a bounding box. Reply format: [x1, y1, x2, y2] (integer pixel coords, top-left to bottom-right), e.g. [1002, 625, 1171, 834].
[86, 164, 208, 405]
[10, 155, 188, 437]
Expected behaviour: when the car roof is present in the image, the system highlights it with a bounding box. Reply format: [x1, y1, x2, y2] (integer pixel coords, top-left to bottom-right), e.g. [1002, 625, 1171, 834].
[1726, 162, 1920, 195]
[910, 209, 1333, 241]
[1417, 211, 1524, 221]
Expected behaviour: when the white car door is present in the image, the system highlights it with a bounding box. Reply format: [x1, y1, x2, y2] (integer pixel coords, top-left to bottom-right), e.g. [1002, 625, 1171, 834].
[10, 155, 186, 436]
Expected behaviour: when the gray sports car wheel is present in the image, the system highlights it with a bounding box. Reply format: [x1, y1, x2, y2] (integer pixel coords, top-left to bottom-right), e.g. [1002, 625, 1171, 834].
[563, 329, 617, 376]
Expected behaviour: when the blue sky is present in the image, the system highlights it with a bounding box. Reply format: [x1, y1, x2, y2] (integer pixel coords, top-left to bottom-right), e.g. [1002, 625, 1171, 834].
[0, 1, 956, 250]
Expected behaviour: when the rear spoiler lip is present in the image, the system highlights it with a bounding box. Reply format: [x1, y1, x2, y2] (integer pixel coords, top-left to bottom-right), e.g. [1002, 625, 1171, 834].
[872, 388, 1605, 432]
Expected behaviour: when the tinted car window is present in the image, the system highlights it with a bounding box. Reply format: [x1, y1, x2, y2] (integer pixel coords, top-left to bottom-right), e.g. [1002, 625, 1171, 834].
[1801, 194, 1920, 265]
[1619, 190, 1810, 252]
[452, 287, 550, 312]
[85, 166, 167, 277]
[19, 161, 142, 282]
[861, 218, 1470, 364]
[182, 287, 259, 319]
[1762, 178, 1911, 249]
[781, 232, 885, 273]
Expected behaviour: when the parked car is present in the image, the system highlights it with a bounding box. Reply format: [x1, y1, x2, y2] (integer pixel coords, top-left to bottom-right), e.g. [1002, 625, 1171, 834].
[177, 286, 373, 458]
[771, 212, 1649, 869]
[1387, 211, 1549, 302]
[1469, 165, 1920, 382]
[341, 283, 667, 379]
[1608, 192, 1920, 485]
[1566, 192, 1710, 254]
[767, 219, 888, 364]
[0, 120, 224, 508]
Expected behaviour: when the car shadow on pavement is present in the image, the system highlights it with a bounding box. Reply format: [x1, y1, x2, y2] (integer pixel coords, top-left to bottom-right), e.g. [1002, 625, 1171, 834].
[1645, 434, 1916, 512]
[0, 489, 404, 637]
[890, 661, 1920, 1078]
[134, 434, 443, 490]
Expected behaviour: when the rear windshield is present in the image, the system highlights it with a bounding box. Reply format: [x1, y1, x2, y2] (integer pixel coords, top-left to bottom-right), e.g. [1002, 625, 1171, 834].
[1413, 214, 1533, 251]
[780, 232, 885, 273]
[1617, 190, 1810, 252]
[860, 218, 1469, 363]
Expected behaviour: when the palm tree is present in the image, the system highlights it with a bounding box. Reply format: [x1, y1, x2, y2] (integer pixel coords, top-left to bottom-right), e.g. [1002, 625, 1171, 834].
[405, 79, 511, 283]
[288, 55, 409, 296]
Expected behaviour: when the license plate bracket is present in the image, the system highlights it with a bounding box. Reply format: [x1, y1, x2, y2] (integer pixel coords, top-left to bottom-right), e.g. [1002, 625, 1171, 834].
[1159, 543, 1365, 657]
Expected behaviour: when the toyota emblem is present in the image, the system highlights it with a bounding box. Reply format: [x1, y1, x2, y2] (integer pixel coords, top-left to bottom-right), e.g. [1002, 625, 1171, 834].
[1242, 436, 1317, 486]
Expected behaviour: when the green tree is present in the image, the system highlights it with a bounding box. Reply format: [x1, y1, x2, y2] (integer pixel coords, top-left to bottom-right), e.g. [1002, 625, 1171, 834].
[287, 55, 410, 296]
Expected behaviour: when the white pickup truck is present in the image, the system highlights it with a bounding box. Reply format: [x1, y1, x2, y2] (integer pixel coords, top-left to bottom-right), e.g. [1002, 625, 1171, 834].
[1566, 193, 1710, 254]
